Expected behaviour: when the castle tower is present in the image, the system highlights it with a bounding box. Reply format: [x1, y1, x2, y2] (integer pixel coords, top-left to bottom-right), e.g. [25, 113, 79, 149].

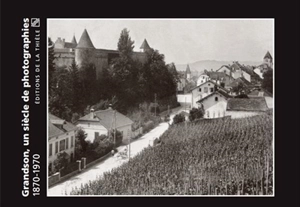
[263, 51, 273, 68]
[71, 34, 77, 45]
[140, 39, 151, 52]
[75, 29, 96, 68]
[186, 64, 191, 80]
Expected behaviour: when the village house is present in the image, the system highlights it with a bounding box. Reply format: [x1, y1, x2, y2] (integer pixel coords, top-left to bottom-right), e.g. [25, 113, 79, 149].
[48, 113, 77, 172]
[225, 97, 269, 119]
[254, 51, 273, 78]
[196, 69, 235, 89]
[216, 62, 253, 83]
[196, 90, 231, 119]
[76, 107, 134, 143]
[189, 80, 229, 109]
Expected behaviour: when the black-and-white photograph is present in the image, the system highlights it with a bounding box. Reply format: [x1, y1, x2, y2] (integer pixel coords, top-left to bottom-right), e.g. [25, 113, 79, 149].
[47, 19, 274, 196]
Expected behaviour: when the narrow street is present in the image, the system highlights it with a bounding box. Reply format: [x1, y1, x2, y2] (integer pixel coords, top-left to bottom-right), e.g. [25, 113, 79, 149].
[48, 106, 184, 196]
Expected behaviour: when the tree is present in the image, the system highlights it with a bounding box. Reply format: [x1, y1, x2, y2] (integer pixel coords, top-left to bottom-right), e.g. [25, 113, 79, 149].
[117, 28, 135, 56]
[232, 82, 247, 95]
[109, 129, 123, 147]
[68, 59, 85, 114]
[53, 152, 69, 172]
[262, 69, 273, 94]
[48, 37, 56, 98]
[75, 128, 88, 159]
[93, 134, 114, 156]
[189, 107, 205, 121]
[173, 113, 186, 124]
[79, 63, 98, 106]
[108, 28, 140, 112]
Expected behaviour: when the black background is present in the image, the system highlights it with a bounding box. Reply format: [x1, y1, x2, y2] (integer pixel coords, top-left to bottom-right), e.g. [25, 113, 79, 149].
[1, 0, 299, 206]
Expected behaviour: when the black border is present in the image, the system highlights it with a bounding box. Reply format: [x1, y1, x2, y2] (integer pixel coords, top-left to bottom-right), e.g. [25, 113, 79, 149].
[1, 0, 300, 206]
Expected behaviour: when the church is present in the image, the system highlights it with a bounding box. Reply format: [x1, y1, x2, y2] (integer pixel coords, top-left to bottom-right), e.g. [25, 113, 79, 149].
[52, 29, 151, 79]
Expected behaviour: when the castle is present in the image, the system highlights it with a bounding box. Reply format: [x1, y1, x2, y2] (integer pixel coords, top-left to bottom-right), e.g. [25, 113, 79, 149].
[53, 29, 151, 79]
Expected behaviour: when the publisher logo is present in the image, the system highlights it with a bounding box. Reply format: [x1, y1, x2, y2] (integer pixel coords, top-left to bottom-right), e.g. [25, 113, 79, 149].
[31, 18, 40, 27]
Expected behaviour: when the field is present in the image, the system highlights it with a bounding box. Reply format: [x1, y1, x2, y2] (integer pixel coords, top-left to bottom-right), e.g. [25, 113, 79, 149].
[70, 113, 273, 195]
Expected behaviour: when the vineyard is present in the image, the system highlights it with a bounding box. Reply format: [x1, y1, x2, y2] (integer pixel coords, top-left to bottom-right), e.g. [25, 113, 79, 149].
[70, 113, 273, 195]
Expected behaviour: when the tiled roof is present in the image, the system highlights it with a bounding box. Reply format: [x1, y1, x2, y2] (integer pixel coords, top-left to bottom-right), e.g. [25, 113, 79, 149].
[227, 77, 253, 88]
[196, 90, 231, 103]
[206, 71, 227, 79]
[140, 39, 151, 50]
[189, 80, 229, 93]
[64, 42, 77, 48]
[226, 97, 269, 112]
[248, 89, 272, 97]
[71, 35, 77, 45]
[49, 113, 77, 139]
[78, 108, 133, 129]
[76, 29, 95, 49]
[264, 51, 272, 60]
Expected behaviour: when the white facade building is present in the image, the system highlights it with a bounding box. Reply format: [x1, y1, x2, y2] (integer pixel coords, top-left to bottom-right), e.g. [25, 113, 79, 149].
[48, 113, 77, 172]
[76, 107, 134, 143]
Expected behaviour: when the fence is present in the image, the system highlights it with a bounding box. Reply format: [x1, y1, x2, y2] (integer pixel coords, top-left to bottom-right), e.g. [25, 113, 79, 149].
[48, 153, 111, 188]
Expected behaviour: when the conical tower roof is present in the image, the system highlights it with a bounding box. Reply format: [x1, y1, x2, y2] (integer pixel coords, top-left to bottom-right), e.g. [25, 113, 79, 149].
[71, 34, 77, 45]
[76, 29, 95, 49]
[186, 64, 191, 74]
[140, 39, 151, 50]
[264, 51, 272, 60]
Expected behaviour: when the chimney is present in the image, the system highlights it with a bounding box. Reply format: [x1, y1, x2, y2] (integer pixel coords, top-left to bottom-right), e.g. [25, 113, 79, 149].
[63, 38, 65, 43]
[90, 108, 95, 119]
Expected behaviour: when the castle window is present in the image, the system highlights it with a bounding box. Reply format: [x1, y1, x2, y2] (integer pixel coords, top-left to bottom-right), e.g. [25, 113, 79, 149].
[207, 111, 210, 118]
[204, 87, 208, 93]
[215, 97, 218, 101]
[210, 88, 214, 93]
[199, 88, 202, 92]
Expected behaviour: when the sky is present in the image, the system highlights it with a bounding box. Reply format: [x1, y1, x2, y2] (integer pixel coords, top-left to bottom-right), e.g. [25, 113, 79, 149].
[48, 19, 274, 65]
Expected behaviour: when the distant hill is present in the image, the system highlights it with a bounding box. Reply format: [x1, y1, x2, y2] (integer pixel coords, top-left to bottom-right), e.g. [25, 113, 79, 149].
[175, 60, 261, 75]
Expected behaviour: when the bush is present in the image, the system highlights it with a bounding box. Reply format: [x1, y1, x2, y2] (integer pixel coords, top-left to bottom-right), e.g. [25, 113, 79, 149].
[173, 113, 185, 124]
[142, 121, 154, 133]
[53, 152, 69, 173]
[189, 107, 205, 122]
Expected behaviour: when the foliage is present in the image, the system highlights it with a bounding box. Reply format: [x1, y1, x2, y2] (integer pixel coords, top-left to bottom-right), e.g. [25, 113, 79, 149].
[189, 107, 205, 121]
[92, 134, 114, 159]
[53, 152, 69, 172]
[109, 129, 123, 148]
[232, 82, 247, 95]
[262, 69, 273, 94]
[75, 128, 88, 159]
[70, 113, 273, 195]
[117, 28, 135, 56]
[173, 113, 186, 125]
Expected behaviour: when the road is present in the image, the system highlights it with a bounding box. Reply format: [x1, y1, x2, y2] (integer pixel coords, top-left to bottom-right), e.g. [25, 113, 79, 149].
[48, 106, 184, 196]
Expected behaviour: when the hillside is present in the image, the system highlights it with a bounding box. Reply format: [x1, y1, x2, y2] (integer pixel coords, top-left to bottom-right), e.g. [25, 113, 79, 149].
[70, 113, 273, 195]
[175, 60, 261, 74]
